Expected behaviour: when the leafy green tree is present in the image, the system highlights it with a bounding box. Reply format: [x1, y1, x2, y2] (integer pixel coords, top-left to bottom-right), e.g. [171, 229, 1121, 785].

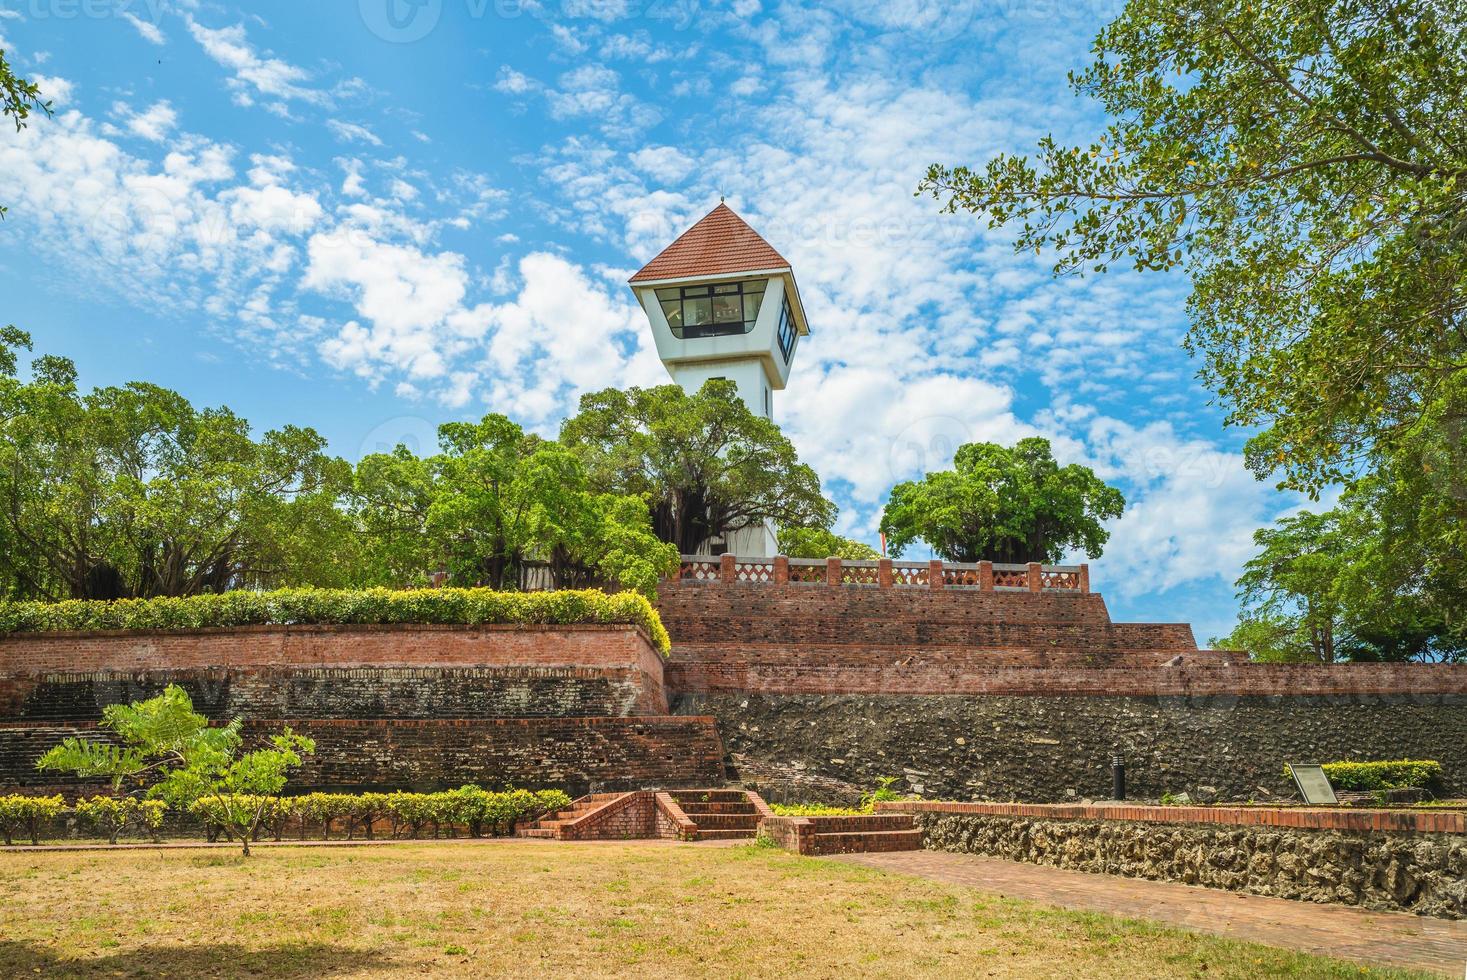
[0, 330, 352, 599]
[36, 685, 313, 856]
[350, 414, 676, 596]
[1, 50, 51, 219]
[921, 0, 1466, 497]
[779, 527, 880, 560]
[879, 438, 1125, 563]
[561, 381, 835, 555]
[1217, 481, 1466, 663]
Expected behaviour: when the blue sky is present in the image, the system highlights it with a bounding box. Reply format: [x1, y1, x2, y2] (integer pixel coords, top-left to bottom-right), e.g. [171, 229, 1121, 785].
[0, 0, 1304, 639]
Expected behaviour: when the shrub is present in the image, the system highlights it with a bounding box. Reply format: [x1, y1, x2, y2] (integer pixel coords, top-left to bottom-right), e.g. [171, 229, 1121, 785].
[0, 794, 65, 845]
[1316, 760, 1444, 792]
[75, 796, 167, 845]
[769, 803, 864, 817]
[0, 586, 670, 654]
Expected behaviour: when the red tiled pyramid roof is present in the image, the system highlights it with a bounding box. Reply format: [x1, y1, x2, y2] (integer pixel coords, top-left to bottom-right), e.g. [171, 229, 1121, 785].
[629, 203, 791, 283]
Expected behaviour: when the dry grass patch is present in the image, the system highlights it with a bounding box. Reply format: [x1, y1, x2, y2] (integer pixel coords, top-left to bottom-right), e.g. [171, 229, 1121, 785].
[0, 839, 1431, 978]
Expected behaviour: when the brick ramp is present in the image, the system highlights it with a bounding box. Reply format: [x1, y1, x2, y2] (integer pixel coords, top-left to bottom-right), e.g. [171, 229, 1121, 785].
[759, 813, 921, 855]
[831, 850, 1467, 977]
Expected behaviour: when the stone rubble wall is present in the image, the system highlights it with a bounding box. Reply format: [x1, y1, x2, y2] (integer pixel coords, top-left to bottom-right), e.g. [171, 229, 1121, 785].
[915, 810, 1467, 919]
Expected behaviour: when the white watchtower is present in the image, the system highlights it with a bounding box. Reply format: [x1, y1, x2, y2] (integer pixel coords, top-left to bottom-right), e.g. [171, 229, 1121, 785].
[630, 202, 811, 556]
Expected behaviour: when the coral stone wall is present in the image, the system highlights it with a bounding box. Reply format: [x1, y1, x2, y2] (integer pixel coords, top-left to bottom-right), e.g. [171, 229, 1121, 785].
[899, 803, 1467, 919]
[675, 692, 1467, 803]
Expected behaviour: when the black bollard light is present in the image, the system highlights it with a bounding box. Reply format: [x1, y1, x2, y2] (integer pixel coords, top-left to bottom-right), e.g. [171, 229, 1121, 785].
[1111, 754, 1126, 801]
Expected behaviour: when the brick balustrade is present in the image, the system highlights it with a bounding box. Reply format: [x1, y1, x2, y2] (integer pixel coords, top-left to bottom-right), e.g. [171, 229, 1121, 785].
[876, 800, 1467, 835]
[675, 556, 1088, 594]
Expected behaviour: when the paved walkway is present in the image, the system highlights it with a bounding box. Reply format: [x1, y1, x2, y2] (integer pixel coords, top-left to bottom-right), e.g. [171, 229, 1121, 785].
[830, 850, 1467, 977]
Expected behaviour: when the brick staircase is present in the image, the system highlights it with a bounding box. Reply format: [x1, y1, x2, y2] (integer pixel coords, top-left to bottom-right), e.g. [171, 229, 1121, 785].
[666, 789, 767, 841]
[516, 793, 625, 839]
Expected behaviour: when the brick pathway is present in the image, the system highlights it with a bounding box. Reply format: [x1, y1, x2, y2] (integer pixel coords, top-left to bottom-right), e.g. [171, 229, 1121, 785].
[831, 850, 1467, 977]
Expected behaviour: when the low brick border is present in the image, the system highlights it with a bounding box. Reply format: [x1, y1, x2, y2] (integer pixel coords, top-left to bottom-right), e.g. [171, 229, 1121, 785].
[876, 801, 1467, 835]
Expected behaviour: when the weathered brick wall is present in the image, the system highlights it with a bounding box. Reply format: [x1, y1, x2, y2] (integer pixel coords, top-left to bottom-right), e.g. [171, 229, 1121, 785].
[667, 661, 1467, 697]
[0, 624, 668, 720]
[3, 666, 661, 721]
[0, 716, 726, 797]
[675, 692, 1467, 803]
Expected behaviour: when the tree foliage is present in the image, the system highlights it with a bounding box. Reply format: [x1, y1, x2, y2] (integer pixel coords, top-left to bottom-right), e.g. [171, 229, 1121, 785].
[560, 381, 835, 555]
[1, 49, 51, 219]
[921, 0, 1466, 496]
[35, 685, 313, 856]
[1213, 483, 1465, 662]
[350, 413, 678, 597]
[778, 527, 880, 560]
[0, 329, 351, 600]
[879, 438, 1125, 563]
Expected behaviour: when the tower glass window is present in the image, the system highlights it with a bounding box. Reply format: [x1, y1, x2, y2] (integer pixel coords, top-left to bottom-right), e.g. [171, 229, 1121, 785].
[656, 280, 766, 339]
[777, 294, 797, 363]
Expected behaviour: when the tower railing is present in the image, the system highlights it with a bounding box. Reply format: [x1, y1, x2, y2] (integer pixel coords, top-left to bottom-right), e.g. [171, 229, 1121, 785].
[672, 556, 1089, 594]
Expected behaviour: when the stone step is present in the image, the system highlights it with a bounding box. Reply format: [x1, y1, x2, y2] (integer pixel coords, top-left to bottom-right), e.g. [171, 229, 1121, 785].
[809, 830, 922, 855]
[690, 814, 760, 831]
[696, 828, 758, 841]
[678, 802, 757, 816]
[668, 790, 751, 804]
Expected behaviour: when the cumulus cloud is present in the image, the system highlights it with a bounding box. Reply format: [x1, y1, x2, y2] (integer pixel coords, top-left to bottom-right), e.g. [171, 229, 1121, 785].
[187, 18, 329, 107]
[327, 120, 383, 146]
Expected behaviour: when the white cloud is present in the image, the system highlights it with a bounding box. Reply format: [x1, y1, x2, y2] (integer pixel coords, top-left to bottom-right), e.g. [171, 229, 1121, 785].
[187, 19, 330, 107]
[494, 67, 535, 96]
[629, 146, 693, 185]
[327, 119, 383, 146]
[123, 12, 166, 45]
[32, 75, 75, 106]
[123, 101, 178, 142]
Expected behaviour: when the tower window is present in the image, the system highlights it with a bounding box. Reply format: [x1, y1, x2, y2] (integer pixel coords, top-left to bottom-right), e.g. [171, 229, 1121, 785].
[777, 294, 797, 363]
[657, 280, 766, 339]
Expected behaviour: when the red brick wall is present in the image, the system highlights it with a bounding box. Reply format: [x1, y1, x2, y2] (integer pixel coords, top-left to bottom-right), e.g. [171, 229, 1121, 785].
[654, 582, 1196, 650]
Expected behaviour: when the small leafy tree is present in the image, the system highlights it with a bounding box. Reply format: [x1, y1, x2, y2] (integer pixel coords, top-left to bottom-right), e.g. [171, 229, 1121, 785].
[35, 685, 313, 856]
[880, 438, 1125, 563]
[779, 527, 879, 560]
[0, 794, 64, 845]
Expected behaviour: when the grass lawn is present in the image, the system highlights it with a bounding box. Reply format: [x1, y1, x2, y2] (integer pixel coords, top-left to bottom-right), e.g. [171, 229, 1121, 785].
[0, 839, 1431, 979]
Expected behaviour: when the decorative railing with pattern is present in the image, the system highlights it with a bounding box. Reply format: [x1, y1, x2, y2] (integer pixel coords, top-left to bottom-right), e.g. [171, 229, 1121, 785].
[671, 556, 1089, 594]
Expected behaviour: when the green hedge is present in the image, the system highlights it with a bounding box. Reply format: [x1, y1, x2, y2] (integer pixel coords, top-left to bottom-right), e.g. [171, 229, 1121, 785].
[1318, 760, 1443, 791]
[192, 788, 572, 841]
[0, 587, 670, 654]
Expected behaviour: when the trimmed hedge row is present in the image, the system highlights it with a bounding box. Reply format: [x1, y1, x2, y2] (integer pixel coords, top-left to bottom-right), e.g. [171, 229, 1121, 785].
[0, 787, 573, 846]
[0, 587, 670, 654]
[1320, 760, 1443, 792]
[192, 788, 572, 842]
[0, 795, 163, 845]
